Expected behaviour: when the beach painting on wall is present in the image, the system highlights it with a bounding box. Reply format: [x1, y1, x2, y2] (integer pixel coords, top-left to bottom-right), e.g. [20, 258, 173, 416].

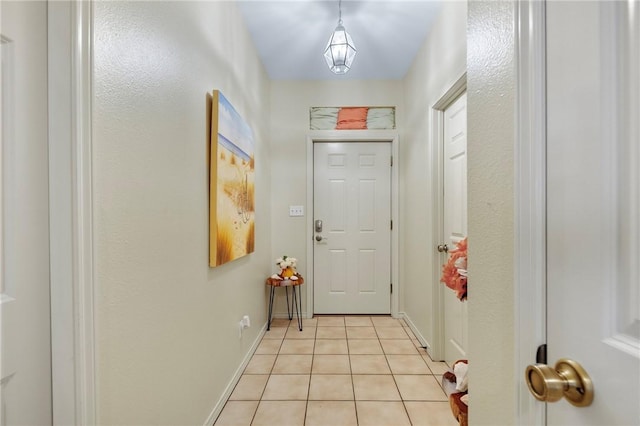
[210, 90, 255, 267]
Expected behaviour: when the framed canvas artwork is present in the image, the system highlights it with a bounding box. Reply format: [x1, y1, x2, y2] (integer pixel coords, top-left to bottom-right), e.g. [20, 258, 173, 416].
[209, 90, 255, 267]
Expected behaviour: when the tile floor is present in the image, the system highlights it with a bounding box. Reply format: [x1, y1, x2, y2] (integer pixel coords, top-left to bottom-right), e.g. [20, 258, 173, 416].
[214, 316, 458, 426]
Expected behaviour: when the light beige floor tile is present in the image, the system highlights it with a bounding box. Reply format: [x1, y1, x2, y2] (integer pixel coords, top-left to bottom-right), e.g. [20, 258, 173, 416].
[371, 317, 403, 328]
[347, 339, 384, 354]
[346, 326, 378, 339]
[394, 375, 448, 401]
[316, 316, 345, 326]
[355, 401, 410, 426]
[284, 326, 317, 339]
[352, 375, 401, 400]
[214, 401, 258, 426]
[422, 354, 450, 375]
[290, 318, 318, 328]
[269, 318, 291, 328]
[404, 401, 459, 426]
[375, 327, 410, 339]
[344, 316, 373, 327]
[279, 339, 315, 355]
[386, 355, 431, 374]
[316, 326, 347, 339]
[254, 338, 282, 355]
[251, 401, 306, 426]
[380, 339, 419, 355]
[312, 354, 351, 374]
[349, 355, 391, 375]
[271, 354, 313, 374]
[435, 375, 444, 390]
[261, 374, 310, 400]
[244, 354, 276, 374]
[308, 374, 354, 400]
[314, 339, 349, 354]
[263, 327, 287, 339]
[305, 401, 357, 426]
[229, 375, 269, 400]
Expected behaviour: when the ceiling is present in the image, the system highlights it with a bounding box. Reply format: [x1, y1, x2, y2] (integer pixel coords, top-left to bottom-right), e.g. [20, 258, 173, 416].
[237, 1, 443, 80]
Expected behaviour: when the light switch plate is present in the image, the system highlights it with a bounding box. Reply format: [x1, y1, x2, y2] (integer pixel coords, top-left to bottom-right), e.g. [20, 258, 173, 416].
[289, 205, 304, 217]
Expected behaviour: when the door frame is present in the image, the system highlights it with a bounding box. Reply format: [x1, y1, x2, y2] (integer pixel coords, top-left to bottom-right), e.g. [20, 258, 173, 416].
[514, 0, 546, 424]
[306, 131, 399, 318]
[430, 73, 466, 362]
[48, 1, 96, 424]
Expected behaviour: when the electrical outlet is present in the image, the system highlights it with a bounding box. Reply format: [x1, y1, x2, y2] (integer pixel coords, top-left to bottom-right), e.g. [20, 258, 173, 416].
[242, 315, 251, 328]
[289, 205, 304, 217]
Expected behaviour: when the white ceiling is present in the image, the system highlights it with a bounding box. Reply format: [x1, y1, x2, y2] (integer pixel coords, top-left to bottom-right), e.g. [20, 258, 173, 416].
[237, 0, 443, 80]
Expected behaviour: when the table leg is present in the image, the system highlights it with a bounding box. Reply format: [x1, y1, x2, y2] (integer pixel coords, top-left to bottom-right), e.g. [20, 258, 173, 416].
[285, 286, 292, 320]
[267, 285, 275, 331]
[292, 286, 303, 331]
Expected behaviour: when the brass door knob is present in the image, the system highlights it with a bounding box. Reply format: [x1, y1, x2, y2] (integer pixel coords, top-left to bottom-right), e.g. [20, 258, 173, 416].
[525, 358, 594, 407]
[437, 244, 449, 253]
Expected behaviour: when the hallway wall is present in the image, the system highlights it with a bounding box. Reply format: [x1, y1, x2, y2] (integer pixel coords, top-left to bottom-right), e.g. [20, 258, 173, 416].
[467, 1, 516, 424]
[269, 80, 403, 316]
[92, 2, 271, 424]
[401, 1, 467, 353]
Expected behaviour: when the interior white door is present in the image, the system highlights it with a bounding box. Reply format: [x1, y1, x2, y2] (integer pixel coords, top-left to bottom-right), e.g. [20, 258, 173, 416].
[545, 1, 639, 424]
[0, 1, 52, 424]
[313, 142, 391, 314]
[442, 92, 468, 364]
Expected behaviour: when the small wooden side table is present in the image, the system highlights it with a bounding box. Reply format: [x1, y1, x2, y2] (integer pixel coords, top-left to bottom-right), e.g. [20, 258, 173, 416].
[265, 274, 304, 331]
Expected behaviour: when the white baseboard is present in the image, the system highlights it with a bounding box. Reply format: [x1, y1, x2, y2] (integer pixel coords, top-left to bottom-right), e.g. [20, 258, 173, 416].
[203, 322, 267, 426]
[400, 312, 431, 351]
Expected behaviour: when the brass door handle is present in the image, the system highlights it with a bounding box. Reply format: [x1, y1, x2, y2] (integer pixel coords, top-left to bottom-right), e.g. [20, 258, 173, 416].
[437, 244, 449, 253]
[525, 358, 594, 407]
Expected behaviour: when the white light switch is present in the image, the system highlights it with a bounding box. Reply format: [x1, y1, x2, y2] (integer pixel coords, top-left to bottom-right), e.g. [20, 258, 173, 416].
[289, 205, 304, 217]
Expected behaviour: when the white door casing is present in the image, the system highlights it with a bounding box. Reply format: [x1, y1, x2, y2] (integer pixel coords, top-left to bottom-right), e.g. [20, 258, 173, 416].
[0, 1, 52, 424]
[543, 1, 640, 424]
[442, 92, 468, 364]
[313, 142, 391, 314]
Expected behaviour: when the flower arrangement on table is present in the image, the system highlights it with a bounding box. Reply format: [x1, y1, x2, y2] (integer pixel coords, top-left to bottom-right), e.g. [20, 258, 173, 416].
[270, 255, 300, 281]
[440, 238, 467, 301]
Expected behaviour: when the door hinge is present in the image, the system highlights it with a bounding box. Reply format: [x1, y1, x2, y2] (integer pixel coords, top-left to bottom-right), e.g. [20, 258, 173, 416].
[535, 344, 547, 364]
[390, 155, 393, 167]
[390, 283, 393, 294]
[390, 220, 393, 230]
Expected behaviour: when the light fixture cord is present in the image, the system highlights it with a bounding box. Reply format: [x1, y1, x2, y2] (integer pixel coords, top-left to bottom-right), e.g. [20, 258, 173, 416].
[338, 0, 342, 25]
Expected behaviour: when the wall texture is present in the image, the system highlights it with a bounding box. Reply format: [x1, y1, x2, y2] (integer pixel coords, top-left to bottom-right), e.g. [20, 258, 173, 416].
[93, 2, 271, 424]
[467, 1, 516, 424]
[401, 1, 467, 350]
[269, 80, 403, 316]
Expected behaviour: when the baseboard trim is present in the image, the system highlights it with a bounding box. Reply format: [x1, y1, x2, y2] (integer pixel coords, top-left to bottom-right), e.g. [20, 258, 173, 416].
[203, 322, 267, 426]
[400, 312, 432, 351]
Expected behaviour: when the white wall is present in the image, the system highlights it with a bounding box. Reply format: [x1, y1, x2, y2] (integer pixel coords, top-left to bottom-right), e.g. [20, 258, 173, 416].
[401, 1, 467, 351]
[269, 80, 403, 316]
[92, 2, 271, 424]
[467, 1, 516, 424]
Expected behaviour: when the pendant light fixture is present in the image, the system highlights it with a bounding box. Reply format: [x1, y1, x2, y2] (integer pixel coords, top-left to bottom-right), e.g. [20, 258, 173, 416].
[323, 0, 357, 75]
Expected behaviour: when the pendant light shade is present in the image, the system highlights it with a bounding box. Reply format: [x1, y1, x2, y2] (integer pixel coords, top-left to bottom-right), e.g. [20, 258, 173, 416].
[323, 0, 356, 74]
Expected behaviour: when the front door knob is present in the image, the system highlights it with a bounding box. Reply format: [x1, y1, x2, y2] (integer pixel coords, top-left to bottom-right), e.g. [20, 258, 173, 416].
[525, 358, 594, 407]
[437, 244, 449, 253]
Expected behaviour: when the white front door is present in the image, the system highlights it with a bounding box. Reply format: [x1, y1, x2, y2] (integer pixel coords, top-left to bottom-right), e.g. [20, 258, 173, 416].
[0, 1, 52, 424]
[313, 142, 391, 314]
[545, 1, 639, 424]
[442, 92, 468, 364]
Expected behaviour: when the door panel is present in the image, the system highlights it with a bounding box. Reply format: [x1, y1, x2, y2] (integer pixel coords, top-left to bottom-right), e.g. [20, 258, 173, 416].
[314, 142, 391, 314]
[546, 1, 639, 424]
[443, 92, 468, 364]
[0, 1, 52, 424]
